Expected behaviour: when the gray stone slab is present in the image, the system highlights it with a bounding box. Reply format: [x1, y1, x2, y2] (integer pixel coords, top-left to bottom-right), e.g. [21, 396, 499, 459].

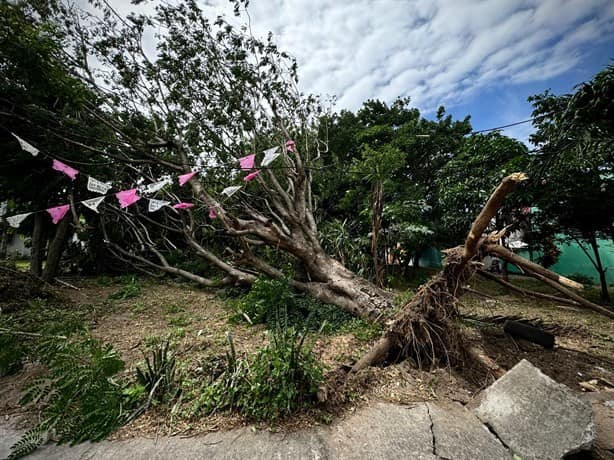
[1, 426, 329, 460]
[326, 402, 437, 460]
[474, 359, 595, 460]
[427, 402, 511, 460]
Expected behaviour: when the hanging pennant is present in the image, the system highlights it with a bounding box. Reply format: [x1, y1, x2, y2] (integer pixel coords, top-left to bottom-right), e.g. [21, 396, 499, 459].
[6, 212, 31, 228]
[209, 207, 217, 219]
[143, 180, 169, 194]
[261, 147, 280, 167]
[148, 199, 170, 212]
[87, 176, 112, 194]
[178, 172, 197, 186]
[221, 186, 241, 197]
[46, 205, 70, 224]
[116, 189, 141, 208]
[239, 154, 255, 170]
[0, 201, 7, 217]
[285, 140, 296, 153]
[244, 170, 261, 182]
[52, 159, 79, 181]
[82, 196, 106, 213]
[173, 202, 194, 210]
[11, 133, 39, 156]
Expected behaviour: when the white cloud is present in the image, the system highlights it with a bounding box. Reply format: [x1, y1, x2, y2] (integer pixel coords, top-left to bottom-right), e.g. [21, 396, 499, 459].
[204, 0, 614, 115]
[84, 0, 614, 121]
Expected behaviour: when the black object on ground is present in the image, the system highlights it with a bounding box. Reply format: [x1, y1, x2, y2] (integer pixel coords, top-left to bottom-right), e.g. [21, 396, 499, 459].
[503, 320, 555, 348]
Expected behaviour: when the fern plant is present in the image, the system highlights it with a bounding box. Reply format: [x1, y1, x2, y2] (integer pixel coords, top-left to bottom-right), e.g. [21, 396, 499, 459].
[8, 337, 127, 459]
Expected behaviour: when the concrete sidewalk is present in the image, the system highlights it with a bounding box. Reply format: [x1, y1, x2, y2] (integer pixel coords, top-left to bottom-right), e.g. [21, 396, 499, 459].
[0, 402, 510, 460]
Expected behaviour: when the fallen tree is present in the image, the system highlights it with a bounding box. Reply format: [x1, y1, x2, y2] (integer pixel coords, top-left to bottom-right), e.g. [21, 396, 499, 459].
[352, 172, 614, 372]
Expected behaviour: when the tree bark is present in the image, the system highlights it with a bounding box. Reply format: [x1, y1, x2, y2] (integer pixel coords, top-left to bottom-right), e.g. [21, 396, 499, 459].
[371, 179, 385, 288]
[477, 269, 580, 306]
[30, 213, 46, 277]
[588, 235, 610, 303]
[42, 216, 71, 282]
[0, 223, 8, 259]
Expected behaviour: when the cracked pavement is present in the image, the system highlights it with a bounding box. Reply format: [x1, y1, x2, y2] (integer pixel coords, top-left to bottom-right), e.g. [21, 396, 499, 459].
[1, 402, 513, 459]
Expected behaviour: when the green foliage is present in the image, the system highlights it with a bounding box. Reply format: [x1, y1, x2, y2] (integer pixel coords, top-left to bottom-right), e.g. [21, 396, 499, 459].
[193, 327, 323, 421]
[9, 337, 127, 458]
[108, 276, 141, 300]
[135, 340, 181, 403]
[0, 333, 24, 377]
[231, 277, 376, 336]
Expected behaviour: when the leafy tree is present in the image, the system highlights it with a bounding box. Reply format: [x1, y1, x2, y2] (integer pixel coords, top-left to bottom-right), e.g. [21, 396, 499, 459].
[436, 132, 530, 246]
[316, 99, 471, 282]
[529, 64, 614, 302]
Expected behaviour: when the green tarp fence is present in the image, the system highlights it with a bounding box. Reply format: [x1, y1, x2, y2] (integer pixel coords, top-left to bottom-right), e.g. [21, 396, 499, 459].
[418, 238, 614, 285]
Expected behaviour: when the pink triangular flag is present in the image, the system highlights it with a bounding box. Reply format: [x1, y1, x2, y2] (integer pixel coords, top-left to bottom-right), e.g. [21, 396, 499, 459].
[239, 154, 255, 170]
[285, 140, 296, 153]
[209, 207, 217, 219]
[46, 204, 70, 224]
[116, 189, 141, 208]
[178, 171, 197, 186]
[52, 159, 79, 180]
[172, 202, 194, 210]
[244, 170, 261, 182]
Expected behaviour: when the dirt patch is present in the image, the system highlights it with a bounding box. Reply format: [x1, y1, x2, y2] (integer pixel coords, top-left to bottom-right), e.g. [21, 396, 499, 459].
[2, 274, 613, 439]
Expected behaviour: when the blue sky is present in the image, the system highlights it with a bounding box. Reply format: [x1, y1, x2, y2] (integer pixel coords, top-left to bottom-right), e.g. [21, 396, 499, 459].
[201, 0, 614, 145]
[97, 0, 614, 144]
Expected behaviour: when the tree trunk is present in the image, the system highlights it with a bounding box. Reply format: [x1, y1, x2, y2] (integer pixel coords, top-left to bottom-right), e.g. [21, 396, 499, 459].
[371, 179, 384, 288]
[42, 216, 71, 282]
[0, 223, 8, 259]
[30, 213, 46, 277]
[588, 235, 610, 303]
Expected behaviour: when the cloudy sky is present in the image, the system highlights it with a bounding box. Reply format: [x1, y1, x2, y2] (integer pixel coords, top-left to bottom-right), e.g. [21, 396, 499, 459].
[97, 0, 614, 143]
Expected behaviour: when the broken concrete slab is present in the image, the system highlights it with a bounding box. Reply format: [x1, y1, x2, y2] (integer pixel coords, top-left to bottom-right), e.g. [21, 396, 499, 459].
[326, 402, 437, 460]
[474, 359, 595, 460]
[581, 392, 614, 459]
[427, 402, 511, 460]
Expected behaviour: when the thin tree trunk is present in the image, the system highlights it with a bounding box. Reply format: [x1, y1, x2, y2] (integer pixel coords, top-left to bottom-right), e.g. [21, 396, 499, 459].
[30, 213, 46, 277]
[588, 236, 610, 303]
[42, 216, 71, 282]
[371, 179, 384, 288]
[0, 223, 8, 259]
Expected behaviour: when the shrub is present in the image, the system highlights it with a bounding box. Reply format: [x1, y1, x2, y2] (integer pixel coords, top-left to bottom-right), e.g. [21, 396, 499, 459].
[193, 325, 324, 421]
[9, 337, 127, 459]
[135, 340, 181, 404]
[231, 277, 376, 337]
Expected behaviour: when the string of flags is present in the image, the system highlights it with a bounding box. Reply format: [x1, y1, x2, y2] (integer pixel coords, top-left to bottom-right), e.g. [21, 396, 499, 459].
[3, 133, 293, 229]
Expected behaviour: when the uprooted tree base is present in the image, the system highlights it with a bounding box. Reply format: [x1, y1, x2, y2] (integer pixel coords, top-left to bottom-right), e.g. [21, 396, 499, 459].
[351, 172, 613, 375]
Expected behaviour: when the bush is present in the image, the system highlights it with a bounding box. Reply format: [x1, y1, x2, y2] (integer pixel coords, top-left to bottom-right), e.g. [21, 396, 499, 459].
[193, 324, 324, 421]
[136, 340, 181, 404]
[9, 337, 128, 459]
[231, 277, 377, 336]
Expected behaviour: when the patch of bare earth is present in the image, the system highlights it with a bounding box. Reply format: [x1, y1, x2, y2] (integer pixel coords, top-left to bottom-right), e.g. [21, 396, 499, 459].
[2, 275, 613, 439]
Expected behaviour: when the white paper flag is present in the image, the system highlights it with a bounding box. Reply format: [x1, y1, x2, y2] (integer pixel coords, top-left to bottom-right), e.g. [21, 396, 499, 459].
[6, 213, 32, 228]
[221, 186, 242, 197]
[148, 199, 170, 212]
[261, 146, 280, 167]
[143, 180, 169, 194]
[87, 176, 112, 194]
[0, 201, 7, 217]
[12, 133, 39, 156]
[82, 196, 106, 213]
